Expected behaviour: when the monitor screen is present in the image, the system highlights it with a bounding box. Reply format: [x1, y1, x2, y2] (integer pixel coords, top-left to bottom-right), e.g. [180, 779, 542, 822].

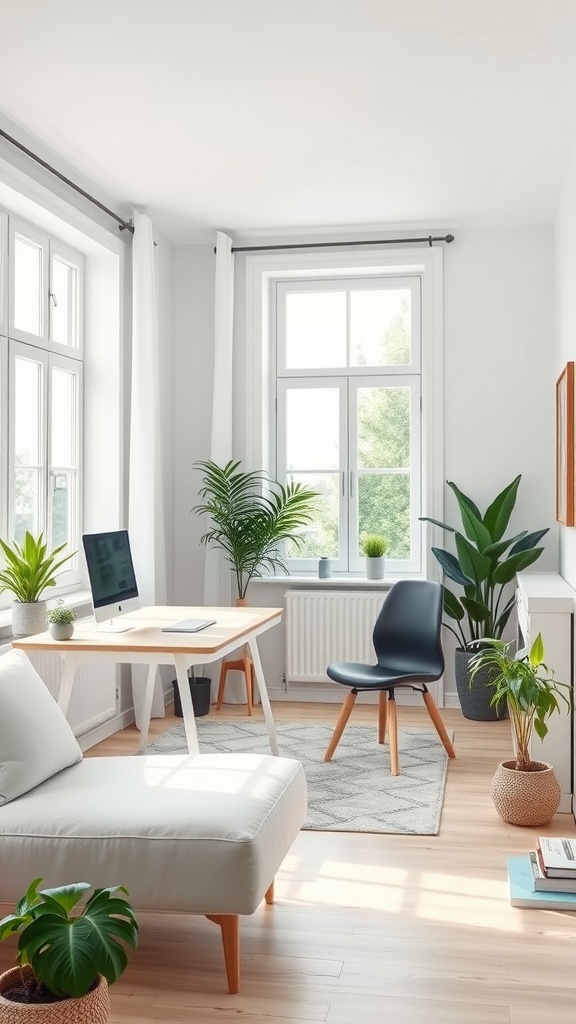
[82, 530, 141, 624]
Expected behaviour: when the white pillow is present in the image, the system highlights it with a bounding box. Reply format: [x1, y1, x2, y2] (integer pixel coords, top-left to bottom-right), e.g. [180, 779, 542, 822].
[0, 649, 82, 806]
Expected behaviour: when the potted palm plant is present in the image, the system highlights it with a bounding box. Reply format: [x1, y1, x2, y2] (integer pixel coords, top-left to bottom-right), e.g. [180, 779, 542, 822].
[470, 633, 571, 826]
[192, 460, 318, 600]
[420, 475, 549, 720]
[0, 533, 76, 638]
[0, 877, 138, 1022]
[360, 534, 388, 580]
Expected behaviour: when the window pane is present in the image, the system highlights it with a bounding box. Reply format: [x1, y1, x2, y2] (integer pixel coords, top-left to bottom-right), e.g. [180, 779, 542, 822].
[285, 472, 339, 559]
[286, 291, 346, 368]
[350, 289, 411, 366]
[358, 472, 411, 560]
[15, 357, 42, 464]
[286, 388, 339, 470]
[14, 469, 40, 543]
[51, 256, 78, 348]
[51, 366, 75, 466]
[357, 386, 410, 470]
[51, 472, 72, 548]
[14, 234, 42, 336]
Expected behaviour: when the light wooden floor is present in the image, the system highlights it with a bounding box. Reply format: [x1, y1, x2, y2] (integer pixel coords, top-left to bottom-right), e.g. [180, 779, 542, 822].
[3, 701, 576, 1023]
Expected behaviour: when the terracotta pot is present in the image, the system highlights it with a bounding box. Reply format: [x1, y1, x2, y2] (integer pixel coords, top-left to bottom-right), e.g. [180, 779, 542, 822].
[0, 967, 110, 1023]
[490, 759, 561, 827]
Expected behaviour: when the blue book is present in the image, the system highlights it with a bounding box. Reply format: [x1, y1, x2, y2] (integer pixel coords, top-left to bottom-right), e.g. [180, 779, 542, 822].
[508, 856, 576, 910]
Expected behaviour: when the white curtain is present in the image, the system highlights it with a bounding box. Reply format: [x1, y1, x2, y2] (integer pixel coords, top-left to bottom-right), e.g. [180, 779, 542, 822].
[202, 232, 247, 702]
[203, 231, 235, 609]
[129, 211, 167, 727]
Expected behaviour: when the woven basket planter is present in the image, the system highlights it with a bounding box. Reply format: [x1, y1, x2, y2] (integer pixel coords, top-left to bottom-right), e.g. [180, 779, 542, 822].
[490, 759, 561, 827]
[0, 967, 110, 1024]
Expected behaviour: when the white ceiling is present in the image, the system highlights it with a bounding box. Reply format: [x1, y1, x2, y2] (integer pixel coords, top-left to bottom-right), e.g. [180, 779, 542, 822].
[2, 0, 576, 244]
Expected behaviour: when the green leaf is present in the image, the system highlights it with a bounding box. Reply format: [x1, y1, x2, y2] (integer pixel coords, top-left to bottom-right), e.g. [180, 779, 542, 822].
[492, 548, 544, 585]
[461, 596, 489, 622]
[2, 880, 138, 999]
[446, 482, 492, 550]
[454, 532, 489, 583]
[508, 528, 549, 556]
[431, 547, 473, 586]
[482, 475, 521, 541]
[442, 587, 465, 621]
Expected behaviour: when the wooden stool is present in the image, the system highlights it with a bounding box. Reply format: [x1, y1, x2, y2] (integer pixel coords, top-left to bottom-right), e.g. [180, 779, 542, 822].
[216, 647, 254, 715]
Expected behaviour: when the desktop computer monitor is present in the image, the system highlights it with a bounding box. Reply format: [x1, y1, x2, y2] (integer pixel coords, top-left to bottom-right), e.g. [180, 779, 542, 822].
[82, 530, 141, 631]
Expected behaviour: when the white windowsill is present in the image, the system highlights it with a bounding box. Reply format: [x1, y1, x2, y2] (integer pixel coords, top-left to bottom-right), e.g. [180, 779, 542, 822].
[250, 574, 421, 589]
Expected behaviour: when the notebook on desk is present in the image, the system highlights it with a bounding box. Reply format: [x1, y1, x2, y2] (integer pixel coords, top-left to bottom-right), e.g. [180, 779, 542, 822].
[161, 618, 217, 633]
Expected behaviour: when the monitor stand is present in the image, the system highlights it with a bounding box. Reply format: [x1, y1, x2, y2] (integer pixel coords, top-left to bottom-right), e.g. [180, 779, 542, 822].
[97, 618, 132, 634]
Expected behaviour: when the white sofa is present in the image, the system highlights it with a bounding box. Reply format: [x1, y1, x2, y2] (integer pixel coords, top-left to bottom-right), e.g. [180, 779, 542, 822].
[0, 650, 307, 993]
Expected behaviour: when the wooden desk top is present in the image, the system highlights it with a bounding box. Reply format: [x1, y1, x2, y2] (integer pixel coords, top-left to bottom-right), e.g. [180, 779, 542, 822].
[11, 605, 283, 655]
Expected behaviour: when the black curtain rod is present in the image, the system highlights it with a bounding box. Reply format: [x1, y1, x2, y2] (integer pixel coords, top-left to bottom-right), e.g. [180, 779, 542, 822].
[0, 128, 134, 234]
[215, 233, 454, 254]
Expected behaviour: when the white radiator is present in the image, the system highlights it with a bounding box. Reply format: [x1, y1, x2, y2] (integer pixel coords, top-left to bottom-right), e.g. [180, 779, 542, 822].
[0, 644, 118, 737]
[286, 590, 386, 684]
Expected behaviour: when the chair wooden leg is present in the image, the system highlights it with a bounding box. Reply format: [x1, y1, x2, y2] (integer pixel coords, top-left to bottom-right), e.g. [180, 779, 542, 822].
[324, 691, 357, 762]
[378, 690, 387, 744]
[243, 654, 253, 716]
[387, 695, 399, 776]
[215, 661, 228, 710]
[422, 690, 456, 759]
[206, 914, 240, 993]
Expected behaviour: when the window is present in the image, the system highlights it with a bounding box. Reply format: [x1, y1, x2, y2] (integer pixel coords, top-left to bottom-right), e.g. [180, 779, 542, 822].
[244, 246, 443, 580]
[275, 275, 421, 574]
[0, 213, 83, 603]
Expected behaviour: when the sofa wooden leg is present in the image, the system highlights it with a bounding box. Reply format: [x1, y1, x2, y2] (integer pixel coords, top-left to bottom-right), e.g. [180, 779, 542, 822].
[265, 880, 274, 904]
[206, 914, 240, 994]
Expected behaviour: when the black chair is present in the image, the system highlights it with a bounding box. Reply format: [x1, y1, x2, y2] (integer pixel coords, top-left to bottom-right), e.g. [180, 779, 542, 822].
[324, 579, 456, 775]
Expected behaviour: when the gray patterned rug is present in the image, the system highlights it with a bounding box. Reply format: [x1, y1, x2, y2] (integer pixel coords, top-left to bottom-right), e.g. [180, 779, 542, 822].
[139, 721, 452, 835]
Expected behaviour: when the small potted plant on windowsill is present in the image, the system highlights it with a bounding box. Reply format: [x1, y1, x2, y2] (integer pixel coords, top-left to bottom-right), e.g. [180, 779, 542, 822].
[47, 600, 76, 641]
[360, 534, 388, 580]
[0, 877, 138, 1022]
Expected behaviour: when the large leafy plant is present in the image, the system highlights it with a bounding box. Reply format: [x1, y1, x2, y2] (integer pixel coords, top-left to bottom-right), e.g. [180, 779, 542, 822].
[192, 460, 318, 599]
[421, 475, 548, 648]
[469, 633, 571, 770]
[0, 878, 138, 1001]
[0, 532, 75, 603]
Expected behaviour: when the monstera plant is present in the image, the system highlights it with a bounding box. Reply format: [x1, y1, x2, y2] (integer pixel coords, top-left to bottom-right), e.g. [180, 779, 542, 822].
[420, 475, 549, 719]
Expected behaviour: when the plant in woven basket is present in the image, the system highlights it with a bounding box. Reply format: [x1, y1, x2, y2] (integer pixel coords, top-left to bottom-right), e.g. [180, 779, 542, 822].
[469, 633, 571, 771]
[0, 878, 138, 1006]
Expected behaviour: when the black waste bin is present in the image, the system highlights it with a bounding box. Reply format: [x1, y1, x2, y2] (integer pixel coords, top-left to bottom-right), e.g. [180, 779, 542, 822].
[172, 673, 211, 718]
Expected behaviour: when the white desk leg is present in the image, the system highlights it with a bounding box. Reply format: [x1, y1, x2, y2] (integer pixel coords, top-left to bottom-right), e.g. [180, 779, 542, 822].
[174, 655, 200, 755]
[138, 662, 161, 752]
[247, 638, 279, 756]
[57, 652, 80, 716]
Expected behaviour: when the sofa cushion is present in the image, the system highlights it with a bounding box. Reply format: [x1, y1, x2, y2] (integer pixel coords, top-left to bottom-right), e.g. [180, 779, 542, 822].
[0, 649, 82, 806]
[0, 752, 307, 915]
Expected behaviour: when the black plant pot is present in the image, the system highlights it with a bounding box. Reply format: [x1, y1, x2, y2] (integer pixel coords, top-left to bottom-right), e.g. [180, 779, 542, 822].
[172, 675, 212, 718]
[454, 648, 507, 722]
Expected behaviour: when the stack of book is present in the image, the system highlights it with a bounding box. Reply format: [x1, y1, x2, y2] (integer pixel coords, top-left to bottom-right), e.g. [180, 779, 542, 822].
[507, 837, 576, 909]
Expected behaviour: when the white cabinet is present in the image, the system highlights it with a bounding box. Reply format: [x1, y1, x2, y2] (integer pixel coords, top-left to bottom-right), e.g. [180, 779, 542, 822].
[516, 571, 574, 815]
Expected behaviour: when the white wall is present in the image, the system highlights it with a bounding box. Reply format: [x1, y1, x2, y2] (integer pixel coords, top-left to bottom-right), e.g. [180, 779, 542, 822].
[556, 144, 576, 589]
[172, 225, 557, 704]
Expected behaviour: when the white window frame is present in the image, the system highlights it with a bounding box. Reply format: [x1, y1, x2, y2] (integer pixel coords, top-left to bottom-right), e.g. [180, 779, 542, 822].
[8, 218, 50, 345]
[243, 246, 444, 580]
[0, 212, 84, 606]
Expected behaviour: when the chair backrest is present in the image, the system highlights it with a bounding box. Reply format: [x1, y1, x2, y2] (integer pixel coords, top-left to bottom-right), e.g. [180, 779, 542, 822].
[373, 580, 444, 678]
